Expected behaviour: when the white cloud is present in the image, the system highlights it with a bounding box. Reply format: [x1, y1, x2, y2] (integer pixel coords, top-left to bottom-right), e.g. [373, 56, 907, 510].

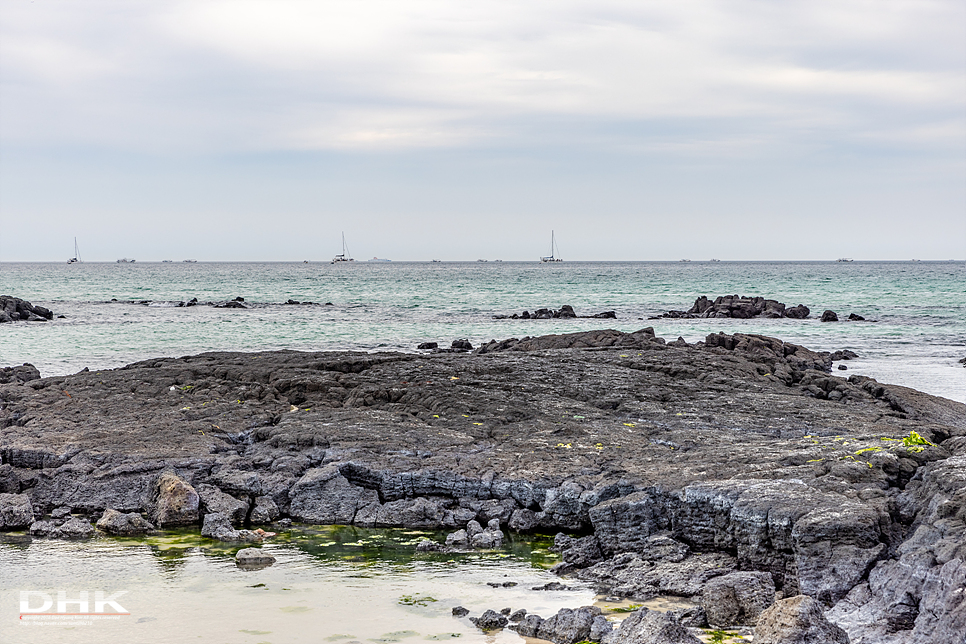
[0, 0, 962, 153]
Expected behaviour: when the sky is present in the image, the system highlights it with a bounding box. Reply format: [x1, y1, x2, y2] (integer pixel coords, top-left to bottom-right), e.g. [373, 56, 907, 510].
[0, 0, 964, 261]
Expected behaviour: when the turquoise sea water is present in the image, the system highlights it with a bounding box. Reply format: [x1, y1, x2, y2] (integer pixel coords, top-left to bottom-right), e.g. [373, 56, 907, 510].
[1, 261, 964, 402]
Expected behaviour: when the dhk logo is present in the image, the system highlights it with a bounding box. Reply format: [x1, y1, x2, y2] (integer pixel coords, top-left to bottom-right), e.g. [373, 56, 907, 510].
[20, 590, 129, 615]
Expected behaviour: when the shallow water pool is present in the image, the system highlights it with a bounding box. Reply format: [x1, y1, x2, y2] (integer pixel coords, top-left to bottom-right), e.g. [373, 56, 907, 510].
[0, 525, 615, 644]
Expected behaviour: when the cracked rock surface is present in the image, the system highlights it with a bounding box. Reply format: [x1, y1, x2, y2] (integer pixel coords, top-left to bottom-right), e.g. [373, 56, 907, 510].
[1, 329, 964, 644]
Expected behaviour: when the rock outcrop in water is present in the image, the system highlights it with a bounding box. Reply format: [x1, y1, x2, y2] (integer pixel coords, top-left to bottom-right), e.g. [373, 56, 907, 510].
[493, 305, 617, 320]
[1, 328, 964, 643]
[0, 296, 53, 323]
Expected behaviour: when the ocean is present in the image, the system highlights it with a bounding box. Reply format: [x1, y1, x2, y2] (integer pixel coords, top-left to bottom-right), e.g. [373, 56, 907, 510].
[1, 260, 964, 403]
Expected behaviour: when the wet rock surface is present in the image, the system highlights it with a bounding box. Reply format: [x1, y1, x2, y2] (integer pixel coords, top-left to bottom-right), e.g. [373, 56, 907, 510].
[0, 296, 54, 323]
[1, 328, 964, 643]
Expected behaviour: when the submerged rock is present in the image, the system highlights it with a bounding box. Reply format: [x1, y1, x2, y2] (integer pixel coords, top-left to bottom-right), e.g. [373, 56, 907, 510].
[235, 547, 276, 567]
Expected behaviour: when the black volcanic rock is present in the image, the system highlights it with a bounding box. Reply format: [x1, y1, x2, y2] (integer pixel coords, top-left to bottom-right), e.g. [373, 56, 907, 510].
[0, 296, 53, 323]
[1, 330, 964, 643]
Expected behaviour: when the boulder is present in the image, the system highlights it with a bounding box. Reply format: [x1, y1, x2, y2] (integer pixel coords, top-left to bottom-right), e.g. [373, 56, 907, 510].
[755, 595, 849, 644]
[250, 496, 280, 524]
[417, 342, 438, 350]
[200, 512, 261, 542]
[785, 304, 810, 319]
[452, 606, 469, 617]
[96, 509, 155, 535]
[197, 484, 249, 525]
[152, 471, 200, 527]
[552, 533, 605, 568]
[235, 547, 276, 567]
[0, 493, 34, 529]
[289, 465, 379, 525]
[821, 310, 839, 322]
[445, 529, 469, 547]
[451, 339, 474, 351]
[606, 608, 702, 644]
[0, 363, 41, 384]
[848, 313, 865, 321]
[701, 571, 776, 627]
[51, 517, 96, 539]
[472, 609, 508, 631]
[536, 606, 606, 644]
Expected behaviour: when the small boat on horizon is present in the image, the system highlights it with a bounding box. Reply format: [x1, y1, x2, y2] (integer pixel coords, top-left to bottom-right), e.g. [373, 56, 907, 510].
[332, 232, 355, 264]
[540, 231, 563, 262]
[116, 258, 135, 263]
[368, 257, 391, 262]
[837, 258, 854, 262]
[67, 238, 82, 264]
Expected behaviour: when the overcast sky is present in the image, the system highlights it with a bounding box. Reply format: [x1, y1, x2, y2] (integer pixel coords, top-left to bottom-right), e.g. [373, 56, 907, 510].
[1, 0, 963, 261]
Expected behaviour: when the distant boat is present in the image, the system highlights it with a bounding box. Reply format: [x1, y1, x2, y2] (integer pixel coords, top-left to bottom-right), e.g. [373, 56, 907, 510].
[162, 260, 173, 263]
[540, 231, 563, 262]
[836, 258, 853, 262]
[431, 259, 441, 263]
[67, 238, 82, 264]
[680, 259, 691, 262]
[477, 259, 488, 263]
[183, 259, 197, 263]
[332, 232, 355, 264]
[116, 258, 135, 263]
[494, 259, 503, 262]
[368, 257, 391, 262]
[709, 258, 721, 262]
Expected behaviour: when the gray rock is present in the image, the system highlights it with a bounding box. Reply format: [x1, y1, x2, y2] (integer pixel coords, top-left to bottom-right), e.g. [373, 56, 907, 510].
[821, 310, 839, 322]
[452, 606, 469, 617]
[250, 496, 280, 524]
[96, 509, 155, 535]
[666, 606, 707, 628]
[536, 606, 605, 644]
[289, 465, 379, 525]
[701, 571, 776, 627]
[152, 471, 200, 527]
[509, 608, 527, 622]
[354, 496, 446, 528]
[50, 506, 72, 520]
[552, 533, 605, 568]
[197, 484, 248, 525]
[235, 547, 276, 566]
[200, 512, 261, 542]
[51, 517, 96, 539]
[466, 520, 483, 537]
[445, 529, 468, 547]
[0, 493, 34, 530]
[29, 520, 55, 536]
[755, 595, 849, 644]
[470, 526, 504, 549]
[606, 608, 701, 644]
[415, 538, 445, 552]
[472, 609, 508, 630]
[512, 614, 544, 637]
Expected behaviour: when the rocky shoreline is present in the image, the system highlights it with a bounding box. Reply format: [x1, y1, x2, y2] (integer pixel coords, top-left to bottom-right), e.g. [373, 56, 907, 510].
[1, 328, 964, 643]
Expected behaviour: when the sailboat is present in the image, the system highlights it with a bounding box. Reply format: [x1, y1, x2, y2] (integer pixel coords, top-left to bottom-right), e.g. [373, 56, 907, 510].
[331, 233, 355, 264]
[67, 238, 82, 264]
[540, 231, 563, 263]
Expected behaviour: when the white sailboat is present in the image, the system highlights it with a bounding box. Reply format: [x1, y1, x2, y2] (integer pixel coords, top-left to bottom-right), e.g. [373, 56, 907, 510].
[540, 231, 563, 263]
[67, 238, 82, 264]
[332, 233, 355, 264]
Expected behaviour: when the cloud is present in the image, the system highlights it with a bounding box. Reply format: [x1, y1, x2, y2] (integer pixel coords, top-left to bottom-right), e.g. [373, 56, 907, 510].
[1, 0, 962, 155]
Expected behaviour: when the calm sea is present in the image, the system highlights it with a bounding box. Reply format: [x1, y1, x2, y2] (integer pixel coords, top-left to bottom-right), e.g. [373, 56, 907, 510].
[1, 261, 963, 403]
